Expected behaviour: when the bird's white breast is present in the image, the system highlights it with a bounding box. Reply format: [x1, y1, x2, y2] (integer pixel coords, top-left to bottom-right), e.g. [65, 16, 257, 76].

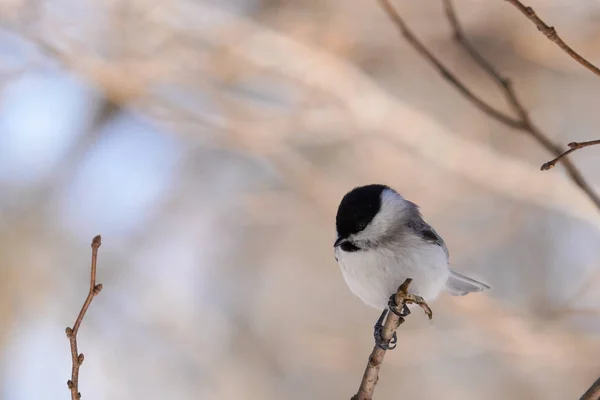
[335, 237, 449, 310]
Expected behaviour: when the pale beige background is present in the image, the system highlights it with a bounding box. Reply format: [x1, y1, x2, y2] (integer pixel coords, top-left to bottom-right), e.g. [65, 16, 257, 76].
[1, 0, 600, 399]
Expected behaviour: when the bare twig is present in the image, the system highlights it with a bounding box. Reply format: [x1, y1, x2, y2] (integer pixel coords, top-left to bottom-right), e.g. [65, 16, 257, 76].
[66, 235, 103, 400]
[377, 0, 600, 212]
[442, 0, 523, 116]
[351, 279, 432, 400]
[504, 0, 600, 78]
[377, 0, 522, 129]
[541, 140, 600, 170]
[580, 376, 600, 400]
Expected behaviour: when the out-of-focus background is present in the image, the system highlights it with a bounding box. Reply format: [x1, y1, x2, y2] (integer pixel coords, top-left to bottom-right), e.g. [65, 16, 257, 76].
[2, 0, 600, 398]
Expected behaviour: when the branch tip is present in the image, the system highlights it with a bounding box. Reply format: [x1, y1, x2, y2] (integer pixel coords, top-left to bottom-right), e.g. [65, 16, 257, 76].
[92, 235, 101, 248]
[398, 278, 412, 293]
[541, 140, 600, 170]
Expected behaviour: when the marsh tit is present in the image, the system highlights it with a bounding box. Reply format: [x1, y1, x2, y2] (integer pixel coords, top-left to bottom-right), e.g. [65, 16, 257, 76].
[334, 184, 490, 348]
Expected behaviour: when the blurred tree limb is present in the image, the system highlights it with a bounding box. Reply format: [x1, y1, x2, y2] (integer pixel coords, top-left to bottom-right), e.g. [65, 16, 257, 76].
[352, 279, 432, 400]
[504, 0, 600, 78]
[580, 377, 600, 400]
[66, 235, 103, 400]
[502, 0, 600, 171]
[377, 0, 600, 212]
[3, 1, 597, 226]
[444, 1, 600, 172]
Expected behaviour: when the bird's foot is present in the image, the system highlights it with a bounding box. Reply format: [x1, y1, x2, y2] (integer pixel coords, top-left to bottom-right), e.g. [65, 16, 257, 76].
[375, 328, 397, 350]
[388, 288, 433, 320]
[388, 297, 411, 318]
[373, 309, 397, 350]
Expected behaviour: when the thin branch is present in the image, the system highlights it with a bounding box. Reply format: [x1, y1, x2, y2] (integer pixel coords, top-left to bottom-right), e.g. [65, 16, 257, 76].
[442, 0, 523, 117]
[504, 0, 600, 78]
[377, 0, 600, 212]
[377, 0, 522, 129]
[580, 376, 600, 400]
[351, 279, 432, 400]
[440, 0, 600, 206]
[66, 235, 103, 400]
[541, 140, 600, 170]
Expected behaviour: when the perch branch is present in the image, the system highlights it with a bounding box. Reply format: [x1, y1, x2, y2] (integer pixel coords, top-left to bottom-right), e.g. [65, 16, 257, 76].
[351, 278, 432, 400]
[541, 140, 600, 170]
[377, 0, 600, 212]
[504, 0, 600, 78]
[580, 376, 600, 400]
[66, 235, 103, 400]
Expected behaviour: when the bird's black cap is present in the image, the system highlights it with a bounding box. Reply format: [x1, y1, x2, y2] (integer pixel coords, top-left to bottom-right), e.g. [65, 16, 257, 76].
[335, 184, 390, 239]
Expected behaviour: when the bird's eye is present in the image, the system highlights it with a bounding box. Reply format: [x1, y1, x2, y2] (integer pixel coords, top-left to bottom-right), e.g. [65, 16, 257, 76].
[356, 223, 367, 231]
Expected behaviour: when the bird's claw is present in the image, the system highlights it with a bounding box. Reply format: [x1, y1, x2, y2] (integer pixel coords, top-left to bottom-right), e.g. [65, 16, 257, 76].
[388, 297, 411, 318]
[371, 280, 434, 351]
[407, 294, 433, 320]
[373, 310, 397, 350]
[374, 327, 397, 350]
[389, 292, 433, 320]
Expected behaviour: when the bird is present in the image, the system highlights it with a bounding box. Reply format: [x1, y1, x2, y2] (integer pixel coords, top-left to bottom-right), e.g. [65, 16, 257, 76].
[334, 184, 490, 348]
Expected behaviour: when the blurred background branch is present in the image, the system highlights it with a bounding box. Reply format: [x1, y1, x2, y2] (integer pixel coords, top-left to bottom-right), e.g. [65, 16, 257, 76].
[379, 0, 600, 211]
[580, 376, 600, 400]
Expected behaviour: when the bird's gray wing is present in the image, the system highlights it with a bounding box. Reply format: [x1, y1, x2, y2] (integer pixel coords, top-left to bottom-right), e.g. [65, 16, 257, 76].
[404, 204, 449, 260]
[406, 214, 490, 295]
[404, 201, 490, 295]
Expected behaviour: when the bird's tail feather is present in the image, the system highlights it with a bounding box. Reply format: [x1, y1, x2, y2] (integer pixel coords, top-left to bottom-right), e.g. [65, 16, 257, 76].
[446, 270, 490, 296]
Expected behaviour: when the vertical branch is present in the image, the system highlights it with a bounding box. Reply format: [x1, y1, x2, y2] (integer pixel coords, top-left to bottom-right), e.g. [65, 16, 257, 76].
[65, 235, 103, 400]
[351, 279, 432, 400]
[351, 308, 404, 400]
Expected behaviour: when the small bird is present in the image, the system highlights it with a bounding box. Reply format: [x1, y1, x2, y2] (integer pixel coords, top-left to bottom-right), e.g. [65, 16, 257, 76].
[334, 184, 490, 347]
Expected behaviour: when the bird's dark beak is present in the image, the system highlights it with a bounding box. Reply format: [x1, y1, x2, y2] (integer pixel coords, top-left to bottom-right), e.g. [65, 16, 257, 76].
[334, 236, 345, 247]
